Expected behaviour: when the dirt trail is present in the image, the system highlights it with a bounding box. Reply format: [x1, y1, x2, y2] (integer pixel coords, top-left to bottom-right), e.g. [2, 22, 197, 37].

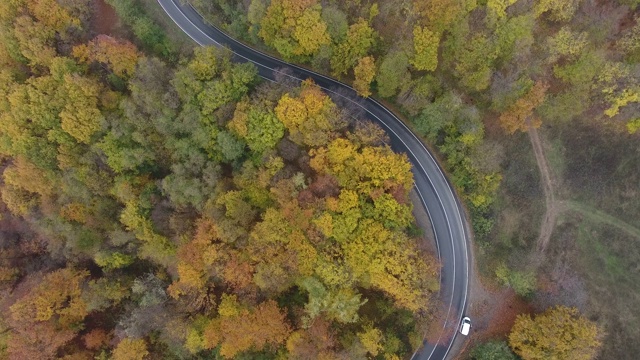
[562, 200, 640, 240]
[528, 127, 559, 252]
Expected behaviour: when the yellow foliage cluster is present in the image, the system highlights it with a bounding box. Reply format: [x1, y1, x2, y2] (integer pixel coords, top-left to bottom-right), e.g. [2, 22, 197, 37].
[73, 35, 141, 78]
[509, 306, 601, 360]
[112, 338, 149, 360]
[310, 138, 413, 196]
[202, 299, 291, 358]
[353, 56, 376, 97]
[10, 268, 89, 328]
[275, 80, 337, 146]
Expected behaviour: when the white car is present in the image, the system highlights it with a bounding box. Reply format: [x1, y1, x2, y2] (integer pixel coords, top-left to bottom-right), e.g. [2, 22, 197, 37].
[460, 317, 471, 336]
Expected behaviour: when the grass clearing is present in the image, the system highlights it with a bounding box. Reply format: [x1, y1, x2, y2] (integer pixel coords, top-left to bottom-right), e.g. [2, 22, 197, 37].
[546, 214, 640, 359]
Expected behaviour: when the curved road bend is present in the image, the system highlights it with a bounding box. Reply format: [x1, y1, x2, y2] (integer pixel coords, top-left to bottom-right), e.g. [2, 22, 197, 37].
[156, 0, 471, 358]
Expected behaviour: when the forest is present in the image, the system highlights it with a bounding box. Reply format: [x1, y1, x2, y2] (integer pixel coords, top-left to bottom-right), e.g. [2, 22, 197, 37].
[1, 0, 639, 359]
[0, 0, 440, 359]
[179, 0, 640, 359]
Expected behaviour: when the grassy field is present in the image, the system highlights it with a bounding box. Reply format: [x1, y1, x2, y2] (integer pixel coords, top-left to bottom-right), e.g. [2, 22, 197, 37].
[481, 118, 640, 359]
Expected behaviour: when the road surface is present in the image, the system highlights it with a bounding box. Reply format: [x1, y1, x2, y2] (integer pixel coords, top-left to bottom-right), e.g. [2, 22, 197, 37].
[156, 1, 471, 358]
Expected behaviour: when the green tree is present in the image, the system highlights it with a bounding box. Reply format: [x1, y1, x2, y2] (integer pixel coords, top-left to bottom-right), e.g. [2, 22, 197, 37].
[470, 340, 519, 360]
[377, 51, 411, 98]
[331, 19, 377, 76]
[495, 263, 536, 297]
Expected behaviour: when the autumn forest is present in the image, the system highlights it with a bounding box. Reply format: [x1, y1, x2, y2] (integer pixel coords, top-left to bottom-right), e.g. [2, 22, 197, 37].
[1, 0, 639, 359]
[0, 0, 443, 359]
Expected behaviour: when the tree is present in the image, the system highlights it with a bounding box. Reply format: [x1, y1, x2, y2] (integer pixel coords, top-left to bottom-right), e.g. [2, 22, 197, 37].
[534, 0, 582, 22]
[274, 80, 340, 146]
[13, 15, 57, 68]
[412, 26, 440, 71]
[487, 0, 518, 21]
[412, 0, 469, 33]
[321, 6, 348, 42]
[203, 299, 291, 358]
[546, 27, 588, 63]
[353, 56, 375, 97]
[60, 74, 104, 144]
[120, 200, 176, 266]
[470, 340, 519, 360]
[259, 0, 330, 61]
[7, 268, 90, 359]
[73, 35, 141, 78]
[112, 338, 149, 360]
[26, 0, 81, 33]
[309, 138, 414, 196]
[509, 306, 601, 360]
[376, 51, 410, 98]
[495, 263, 536, 297]
[286, 318, 338, 359]
[451, 32, 497, 92]
[357, 326, 384, 356]
[10, 268, 89, 328]
[498, 81, 548, 134]
[229, 102, 285, 153]
[331, 19, 377, 76]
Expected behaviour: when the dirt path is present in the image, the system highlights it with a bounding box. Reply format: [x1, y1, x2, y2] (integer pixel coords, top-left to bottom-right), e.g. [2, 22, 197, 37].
[562, 200, 640, 239]
[528, 127, 559, 252]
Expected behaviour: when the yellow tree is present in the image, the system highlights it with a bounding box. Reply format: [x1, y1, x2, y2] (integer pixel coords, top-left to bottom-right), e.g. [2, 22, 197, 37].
[203, 299, 291, 358]
[534, 0, 582, 22]
[274, 80, 338, 146]
[412, 26, 440, 71]
[60, 74, 104, 144]
[487, 0, 518, 20]
[73, 35, 141, 78]
[259, 0, 330, 60]
[509, 306, 601, 360]
[10, 268, 89, 329]
[112, 338, 149, 360]
[412, 0, 470, 33]
[353, 56, 375, 97]
[168, 217, 223, 298]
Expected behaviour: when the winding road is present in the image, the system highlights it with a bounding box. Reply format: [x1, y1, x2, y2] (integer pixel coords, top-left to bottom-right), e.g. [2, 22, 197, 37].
[156, 1, 471, 358]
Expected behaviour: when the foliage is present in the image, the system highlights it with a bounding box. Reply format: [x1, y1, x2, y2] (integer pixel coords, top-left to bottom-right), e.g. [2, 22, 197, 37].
[353, 56, 376, 97]
[377, 51, 411, 98]
[259, 0, 330, 61]
[499, 81, 548, 134]
[509, 306, 601, 360]
[412, 26, 440, 71]
[330, 19, 377, 76]
[105, 0, 173, 57]
[73, 35, 141, 78]
[112, 338, 149, 360]
[470, 340, 520, 360]
[534, 0, 582, 22]
[495, 263, 537, 297]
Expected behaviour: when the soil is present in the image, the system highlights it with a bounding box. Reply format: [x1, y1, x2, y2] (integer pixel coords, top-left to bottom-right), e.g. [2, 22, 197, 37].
[92, 0, 119, 35]
[528, 126, 560, 253]
[451, 243, 535, 359]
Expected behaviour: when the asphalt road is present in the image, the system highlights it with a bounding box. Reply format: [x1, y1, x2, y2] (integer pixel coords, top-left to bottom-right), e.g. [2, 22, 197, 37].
[156, 1, 471, 358]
